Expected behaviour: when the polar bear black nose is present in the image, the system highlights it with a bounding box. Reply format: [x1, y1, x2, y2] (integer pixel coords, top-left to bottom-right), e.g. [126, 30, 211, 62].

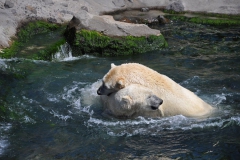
[148, 95, 163, 110]
[97, 88, 102, 95]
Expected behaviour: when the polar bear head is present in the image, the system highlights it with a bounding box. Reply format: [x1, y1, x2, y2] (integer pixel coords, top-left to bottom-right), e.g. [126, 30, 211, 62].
[98, 63, 154, 96]
[98, 63, 139, 96]
[100, 84, 163, 118]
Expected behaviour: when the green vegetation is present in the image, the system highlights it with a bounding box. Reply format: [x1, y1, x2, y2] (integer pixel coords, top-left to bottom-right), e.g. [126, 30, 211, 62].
[32, 38, 65, 60]
[71, 29, 168, 56]
[1, 21, 65, 60]
[165, 13, 240, 26]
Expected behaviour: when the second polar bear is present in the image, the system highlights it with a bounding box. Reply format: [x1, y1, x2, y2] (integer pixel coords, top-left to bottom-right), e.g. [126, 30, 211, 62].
[97, 63, 214, 117]
[101, 84, 163, 118]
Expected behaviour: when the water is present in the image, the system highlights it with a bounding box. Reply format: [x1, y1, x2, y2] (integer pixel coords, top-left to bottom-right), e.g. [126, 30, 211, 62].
[0, 21, 240, 159]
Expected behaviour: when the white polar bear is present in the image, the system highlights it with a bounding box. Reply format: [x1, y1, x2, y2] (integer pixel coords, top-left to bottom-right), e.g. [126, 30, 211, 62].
[97, 63, 214, 117]
[100, 84, 163, 118]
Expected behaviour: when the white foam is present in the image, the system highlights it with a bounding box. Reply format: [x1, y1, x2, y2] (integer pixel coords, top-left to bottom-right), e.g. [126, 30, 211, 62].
[212, 93, 227, 106]
[0, 123, 11, 155]
[180, 76, 200, 85]
[0, 60, 8, 71]
[61, 55, 96, 62]
[80, 80, 102, 106]
[86, 113, 240, 136]
[52, 42, 96, 62]
[50, 109, 72, 121]
[23, 116, 36, 124]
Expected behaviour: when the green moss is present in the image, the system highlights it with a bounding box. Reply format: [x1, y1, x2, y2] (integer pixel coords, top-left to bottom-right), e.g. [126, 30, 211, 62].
[1, 21, 64, 60]
[165, 14, 240, 26]
[33, 38, 66, 60]
[17, 21, 59, 43]
[0, 105, 6, 113]
[0, 105, 18, 121]
[71, 29, 167, 56]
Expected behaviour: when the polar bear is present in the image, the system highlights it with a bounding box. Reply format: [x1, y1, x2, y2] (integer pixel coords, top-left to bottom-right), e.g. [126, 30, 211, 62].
[97, 63, 214, 117]
[100, 84, 163, 118]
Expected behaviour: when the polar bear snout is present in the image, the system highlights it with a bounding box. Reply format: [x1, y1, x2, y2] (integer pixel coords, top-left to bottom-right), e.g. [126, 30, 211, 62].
[97, 83, 113, 96]
[147, 95, 163, 110]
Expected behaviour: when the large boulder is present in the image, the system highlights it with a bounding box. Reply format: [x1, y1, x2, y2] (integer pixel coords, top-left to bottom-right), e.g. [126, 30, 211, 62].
[64, 12, 167, 56]
[70, 10, 160, 37]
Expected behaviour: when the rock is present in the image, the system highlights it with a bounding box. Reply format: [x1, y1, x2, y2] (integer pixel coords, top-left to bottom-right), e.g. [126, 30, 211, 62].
[157, 15, 170, 24]
[4, 0, 14, 8]
[141, 8, 149, 12]
[0, 0, 4, 9]
[119, 17, 133, 23]
[81, 6, 88, 12]
[25, 5, 37, 14]
[166, 1, 184, 12]
[42, 0, 54, 5]
[47, 17, 57, 23]
[11, 9, 17, 15]
[69, 10, 160, 37]
[61, 3, 68, 7]
[112, 0, 125, 7]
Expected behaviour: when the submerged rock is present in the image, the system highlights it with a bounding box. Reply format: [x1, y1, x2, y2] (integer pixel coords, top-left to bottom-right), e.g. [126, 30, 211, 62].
[157, 15, 170, 24]
[166, 1, 184, 12]
[4, 0, 14, 8]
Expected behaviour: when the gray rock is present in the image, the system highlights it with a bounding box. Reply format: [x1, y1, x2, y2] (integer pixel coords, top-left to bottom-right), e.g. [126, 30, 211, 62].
[61, 10, 74, 15]
[81, 6, 88, 12]
[42, 0, 54, 5]
[11, 9, 17, 15]
[112, 0, 125, 7]
[166, 1, 184, 12]
[70, 10, 160, 37]
[0, 0, 4, 9]
[157, 15, 170, 24]
[4, 0, 14, 8]
[25, 5, 37, 14]
[141, 8, 149, 12]
[61, 3, 68, 7]
[47, 17, 57, 23]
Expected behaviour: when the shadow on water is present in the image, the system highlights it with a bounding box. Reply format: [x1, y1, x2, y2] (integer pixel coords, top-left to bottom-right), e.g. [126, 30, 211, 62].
[0, 20, 240, 159]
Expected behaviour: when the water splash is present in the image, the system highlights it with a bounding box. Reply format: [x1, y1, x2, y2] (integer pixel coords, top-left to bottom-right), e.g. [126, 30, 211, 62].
[52, 43, 96, 61]
[0, 123, 11, 155]
[52, 42, 73, 61]
[0, 60, 8, 71]
[50, 109, 72, 121]
[76, 80, 240, 137]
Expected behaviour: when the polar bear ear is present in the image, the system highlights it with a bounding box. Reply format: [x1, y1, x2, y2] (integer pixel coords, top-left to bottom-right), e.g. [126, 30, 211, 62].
[122, 96, 132, 109]
[111, 63, 116, 68]
[116, 78, 125, 89]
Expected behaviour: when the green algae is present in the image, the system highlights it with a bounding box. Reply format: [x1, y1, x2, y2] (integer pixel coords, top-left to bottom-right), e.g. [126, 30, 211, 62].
[165, 13, 240, 26]
[69, 29, 168, 56]
[1, 21, 65, 60]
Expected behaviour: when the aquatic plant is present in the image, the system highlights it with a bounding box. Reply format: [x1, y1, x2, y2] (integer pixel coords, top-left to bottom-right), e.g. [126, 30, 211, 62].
[165, 13, 240, 26]
[1, 21, 65, 60]
[69, 29, 168, 56]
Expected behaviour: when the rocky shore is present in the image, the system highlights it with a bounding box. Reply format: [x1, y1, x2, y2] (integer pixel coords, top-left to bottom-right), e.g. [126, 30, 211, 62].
[0, 0, 239, 50]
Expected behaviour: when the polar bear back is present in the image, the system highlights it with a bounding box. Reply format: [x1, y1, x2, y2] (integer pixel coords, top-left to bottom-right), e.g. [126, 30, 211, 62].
[101, 63, 214, 117]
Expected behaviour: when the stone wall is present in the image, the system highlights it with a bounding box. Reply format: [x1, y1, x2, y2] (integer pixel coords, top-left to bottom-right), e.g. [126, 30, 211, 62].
[0, 0, 239, 49]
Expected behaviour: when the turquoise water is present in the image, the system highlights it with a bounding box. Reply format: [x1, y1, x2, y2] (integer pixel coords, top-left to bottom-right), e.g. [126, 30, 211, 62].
[0, 21, 240, 159]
